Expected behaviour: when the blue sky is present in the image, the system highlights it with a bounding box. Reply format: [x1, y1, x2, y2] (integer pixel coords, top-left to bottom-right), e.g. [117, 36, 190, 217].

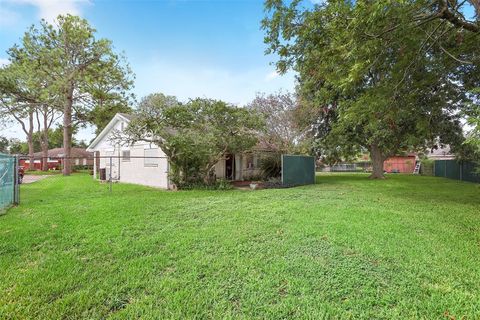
[0, 0, 296, 141]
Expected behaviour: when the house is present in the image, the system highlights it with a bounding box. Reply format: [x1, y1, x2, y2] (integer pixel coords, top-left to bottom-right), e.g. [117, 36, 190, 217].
[87, 113, 268, 189]
[20, 147, 93, 170]
[426, 145, 455, 160]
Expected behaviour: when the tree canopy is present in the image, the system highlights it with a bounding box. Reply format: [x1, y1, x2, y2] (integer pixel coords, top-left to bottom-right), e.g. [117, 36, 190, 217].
[2, 14, 134, 174]
[247, 91, 303, 153]
[263, 0, 480, 178]
[121, 93, 263, 188]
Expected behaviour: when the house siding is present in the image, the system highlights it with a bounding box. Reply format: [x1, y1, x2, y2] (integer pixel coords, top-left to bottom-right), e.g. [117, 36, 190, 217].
[91, 116, 169, 189]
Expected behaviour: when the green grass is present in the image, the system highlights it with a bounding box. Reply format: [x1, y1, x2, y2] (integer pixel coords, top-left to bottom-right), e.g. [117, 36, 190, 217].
[1, 174, 479, 319]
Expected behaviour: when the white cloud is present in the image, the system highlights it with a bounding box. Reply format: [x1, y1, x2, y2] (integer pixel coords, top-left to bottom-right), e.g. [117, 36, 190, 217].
[0, 58, 11, 67]
[134, 57, 296, 106]
[265, 70, 279, 82]
[4, 0, 89, 22]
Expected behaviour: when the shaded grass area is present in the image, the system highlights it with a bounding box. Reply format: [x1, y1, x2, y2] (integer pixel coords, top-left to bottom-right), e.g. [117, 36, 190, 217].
[0, 174, 479, 319]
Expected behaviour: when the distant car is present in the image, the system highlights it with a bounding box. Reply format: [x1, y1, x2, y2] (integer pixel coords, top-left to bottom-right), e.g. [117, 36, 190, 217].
[18, 166, 24, 184]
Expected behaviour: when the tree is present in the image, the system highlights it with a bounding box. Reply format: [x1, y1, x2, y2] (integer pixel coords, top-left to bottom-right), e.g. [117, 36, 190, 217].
[10, 15, 134, 175]
[8, 139, 23, 154]
[263, 0, 479, 178]
[121, 93, 263, 187]
[0, 136, 8, 153]
[5, 127, 84, 155]
[0, 61, 41, 169]
[247, 91, 302, 152]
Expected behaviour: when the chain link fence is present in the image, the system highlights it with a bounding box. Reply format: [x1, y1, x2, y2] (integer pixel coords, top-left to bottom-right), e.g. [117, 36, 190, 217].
[17, 154, 169, 192]
[0, 153, 19, 212]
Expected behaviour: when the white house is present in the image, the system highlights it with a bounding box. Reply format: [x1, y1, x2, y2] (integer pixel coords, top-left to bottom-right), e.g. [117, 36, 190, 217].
[87, 113, 267, 189]
[87, 113, 170, 189]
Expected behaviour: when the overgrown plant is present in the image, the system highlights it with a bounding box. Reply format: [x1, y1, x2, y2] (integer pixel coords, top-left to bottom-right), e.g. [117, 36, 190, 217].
[259, 153, 282, 179]
[120, 93, 264, 188]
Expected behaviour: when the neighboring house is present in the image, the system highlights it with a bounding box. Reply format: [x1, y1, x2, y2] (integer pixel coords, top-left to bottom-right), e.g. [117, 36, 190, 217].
[426, 145, 455, 160]
[20, 148, 93, 170]
[87, 113, 270, 189]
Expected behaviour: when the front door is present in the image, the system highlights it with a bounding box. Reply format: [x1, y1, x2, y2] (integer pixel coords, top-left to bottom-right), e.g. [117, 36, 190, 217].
[225, 155, 234, 180]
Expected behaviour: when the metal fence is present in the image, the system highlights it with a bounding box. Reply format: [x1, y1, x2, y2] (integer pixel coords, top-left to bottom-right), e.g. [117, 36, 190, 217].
[0, 153, 19, 212]
[434, 160, 480, 183]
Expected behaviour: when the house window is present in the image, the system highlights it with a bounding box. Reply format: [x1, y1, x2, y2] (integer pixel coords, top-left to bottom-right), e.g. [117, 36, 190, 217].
[122, 150, 131, 162]
[75, 158, 80, 165]
[246, 154, 254, 169]
[82, 158, 87, 165]
[144, 148, 159, 167]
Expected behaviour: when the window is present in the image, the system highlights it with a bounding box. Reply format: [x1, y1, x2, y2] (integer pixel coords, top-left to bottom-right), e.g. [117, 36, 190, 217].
[144, 148, 159, 167]
[82, 158, 87, 165]
[246, 154, 254, 169]
[75, 158, 80, 165]
[122, 150, 130, 162]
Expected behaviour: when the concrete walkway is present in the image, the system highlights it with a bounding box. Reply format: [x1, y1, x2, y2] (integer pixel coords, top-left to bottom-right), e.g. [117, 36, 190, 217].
[22, 175, 50, 184]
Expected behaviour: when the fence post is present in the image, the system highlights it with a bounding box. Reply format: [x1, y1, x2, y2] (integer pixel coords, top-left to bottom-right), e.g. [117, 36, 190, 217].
[13, 155, 19, 205]
[459, 161, 463, 181]
[109, 156, 112, 193]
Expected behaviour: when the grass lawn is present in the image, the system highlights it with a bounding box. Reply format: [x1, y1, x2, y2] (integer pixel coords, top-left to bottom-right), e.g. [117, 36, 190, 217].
[0, 174, 479, 319]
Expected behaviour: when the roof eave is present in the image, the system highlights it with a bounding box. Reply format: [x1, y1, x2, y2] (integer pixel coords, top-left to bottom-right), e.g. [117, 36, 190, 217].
[87, 113, 131, 152]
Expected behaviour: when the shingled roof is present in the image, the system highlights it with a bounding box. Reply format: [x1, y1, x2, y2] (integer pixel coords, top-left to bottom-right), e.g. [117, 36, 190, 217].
[33, 148, 92, 158]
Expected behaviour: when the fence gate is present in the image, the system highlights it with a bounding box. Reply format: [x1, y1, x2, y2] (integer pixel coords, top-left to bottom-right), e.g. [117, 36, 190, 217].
[0, 153, 19, 212]
[281, 154, 316, 186]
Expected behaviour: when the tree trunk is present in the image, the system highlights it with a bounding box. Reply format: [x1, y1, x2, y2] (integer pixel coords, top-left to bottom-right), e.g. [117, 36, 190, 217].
[27, 111, 35, 171]
[41, 109, 49, 171]
[369, 144, 386, 179]
[63, 83, 74, 176]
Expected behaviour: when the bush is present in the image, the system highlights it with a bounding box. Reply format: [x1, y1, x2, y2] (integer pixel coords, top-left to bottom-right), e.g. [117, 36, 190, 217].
[259, 153, 282, 179]
[420, 158, 434, 176]
[176, 179, 233, 191]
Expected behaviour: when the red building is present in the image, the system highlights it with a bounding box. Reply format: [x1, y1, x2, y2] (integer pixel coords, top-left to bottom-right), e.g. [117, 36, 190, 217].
[383, 155, 417, 173]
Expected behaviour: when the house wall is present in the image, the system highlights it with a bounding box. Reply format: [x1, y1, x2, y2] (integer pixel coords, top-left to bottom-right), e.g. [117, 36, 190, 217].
[213, 153, 263, 180]
[94, 118, 169, 189]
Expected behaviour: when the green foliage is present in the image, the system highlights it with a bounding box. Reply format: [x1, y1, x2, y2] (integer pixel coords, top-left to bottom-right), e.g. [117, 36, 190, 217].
[176, 178, 234, 191]
[259, 153, 282, 179]
[263, 1, 480, 178]
[124, 93, 264, 187]
[0, 136, 8, 153]
[8, 127, 85, 154]
[3, 14, 134, 174]
[420, 158, 434, 176]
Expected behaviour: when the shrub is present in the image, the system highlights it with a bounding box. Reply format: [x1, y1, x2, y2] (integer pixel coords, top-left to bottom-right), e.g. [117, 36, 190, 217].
[259, 153, 282, 179]
[176, 179, 233, 191]
[420, 158, 434, 176]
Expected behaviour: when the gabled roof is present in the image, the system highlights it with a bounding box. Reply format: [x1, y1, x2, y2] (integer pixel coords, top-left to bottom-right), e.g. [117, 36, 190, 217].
[87, 113, 132, 152]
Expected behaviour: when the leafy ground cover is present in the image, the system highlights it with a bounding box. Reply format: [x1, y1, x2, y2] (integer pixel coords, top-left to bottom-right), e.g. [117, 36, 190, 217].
[0, 173, 479, 319]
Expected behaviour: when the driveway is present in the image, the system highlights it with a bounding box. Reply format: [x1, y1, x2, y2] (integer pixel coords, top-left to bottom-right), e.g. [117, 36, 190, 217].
[22, 175, 50, 184]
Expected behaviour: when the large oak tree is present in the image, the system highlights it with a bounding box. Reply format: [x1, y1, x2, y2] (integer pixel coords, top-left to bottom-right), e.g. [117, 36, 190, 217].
[263, 0, 480, 178]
